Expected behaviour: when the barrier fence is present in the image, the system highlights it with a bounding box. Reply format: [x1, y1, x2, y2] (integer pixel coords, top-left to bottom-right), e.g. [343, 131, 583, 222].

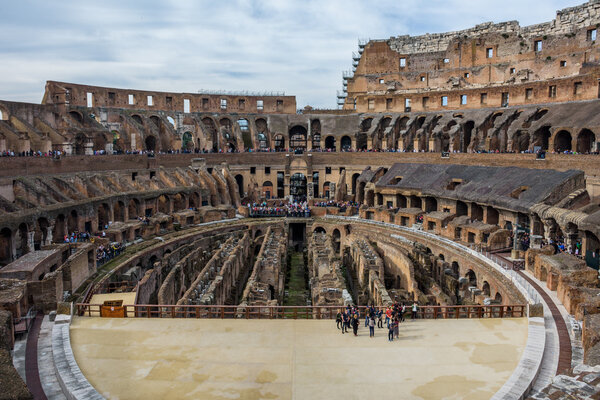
[75, 303, 526, 319]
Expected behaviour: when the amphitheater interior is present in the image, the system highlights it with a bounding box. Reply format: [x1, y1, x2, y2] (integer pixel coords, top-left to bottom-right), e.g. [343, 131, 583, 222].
[2, 2, 600, 399]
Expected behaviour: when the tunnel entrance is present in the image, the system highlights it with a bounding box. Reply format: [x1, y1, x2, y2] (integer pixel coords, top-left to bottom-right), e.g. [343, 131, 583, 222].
[289, 222, 306, 251]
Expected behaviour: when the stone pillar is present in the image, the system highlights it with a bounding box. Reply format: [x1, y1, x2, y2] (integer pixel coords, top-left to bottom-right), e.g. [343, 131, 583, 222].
[84, 142, 93, 155]
[428, 138, 435, 152]
[413, 139, 419, 152]
[46, 223, 54, 245]
[398, 139, 404, 152]
[27, 231, 35, 253]
[543, 219, 557, 242]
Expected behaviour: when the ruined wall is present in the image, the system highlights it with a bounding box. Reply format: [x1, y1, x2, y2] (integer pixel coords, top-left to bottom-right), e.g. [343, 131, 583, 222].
[345, 1, 600, 112]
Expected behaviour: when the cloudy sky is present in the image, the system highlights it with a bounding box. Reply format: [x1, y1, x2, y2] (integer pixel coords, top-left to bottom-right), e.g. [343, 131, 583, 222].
[0, 0, 584, 108]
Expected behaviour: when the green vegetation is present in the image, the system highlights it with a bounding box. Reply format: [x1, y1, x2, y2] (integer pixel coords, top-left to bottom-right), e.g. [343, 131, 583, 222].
[283, 251, 309, 307]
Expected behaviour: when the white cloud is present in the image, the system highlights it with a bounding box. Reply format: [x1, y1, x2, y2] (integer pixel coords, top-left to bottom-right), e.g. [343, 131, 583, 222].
[0, 0, 585, 108]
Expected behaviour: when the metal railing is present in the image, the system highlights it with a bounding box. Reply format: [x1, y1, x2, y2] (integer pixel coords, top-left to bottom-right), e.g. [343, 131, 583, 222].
[75, 303, 525, 319]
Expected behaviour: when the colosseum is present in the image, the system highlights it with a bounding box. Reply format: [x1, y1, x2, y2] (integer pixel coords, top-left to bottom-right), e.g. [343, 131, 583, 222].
[1, 1, 600, 400]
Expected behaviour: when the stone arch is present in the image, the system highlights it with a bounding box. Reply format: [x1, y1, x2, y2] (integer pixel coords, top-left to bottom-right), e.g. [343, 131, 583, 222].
[553, 130, 572, 152]
[465, 269, 477, 287]
[67, 209, 79, 233]
[512, 130, 530, 152]
[235, 175, 244, 198]
[365, 190, 374, 207]
[357, 181, 366, 203]
[0, 105, 8, 121]
[487, 207, 499, 225]
[311, 119, 321, 149]
[424, 197, 437, 212]
[577, 129, 596, 153]
[456, 201, 468, 217]
[351, 173, 360, 195]
[182, 131, 194, 151]
[494, 292, 503, 304]
[262, 181, 273, 199]
[173, 193, 186, 211]
[289, 125, 307, 151]
[396, 194, 407, 208]
[202, 117, 218, 151]
[53, 214, 66, 242]
[34, 217, 50, 250]
[341, 135, 352, 151]
[189, 192, 201, 209]
[532, 126, 551, 151]
[462, 120, 474, 152]
[69, 110, 83, 124]
[149, 115, 161, 129]
[74, 133, 88, 155]
[332, 228, 341, 254]
[482, 281, 491, 296]
[273, 134, 285, 151]
[97, 203, 110, 230]
[451, 261, 459, 277]
[128, 198, 140, 219]
[131, 114, 143, 125]
[313, 226, 326, 234]
[145, 135, 157, 152]
[157, 195, 170, 214]
[360, 118, 373, 132]
[114, 201, 125, 222]
[324, 135, 336, 151]
[17, 223, 29, 257]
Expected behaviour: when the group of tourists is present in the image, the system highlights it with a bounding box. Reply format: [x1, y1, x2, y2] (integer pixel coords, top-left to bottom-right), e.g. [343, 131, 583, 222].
[313, 200, 359, 209]
[96, 242, 123, 265]
[247, 201, 311, 218]
[335, 302, 419, 341]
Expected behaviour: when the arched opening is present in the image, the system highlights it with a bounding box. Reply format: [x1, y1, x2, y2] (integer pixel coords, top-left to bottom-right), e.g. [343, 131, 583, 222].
[332, 229, 341, 254]
[424, 197, 438, 212]
[323, 182, 331, 199]
[74, 133, 87, 155]
[189, 193, 200, 209]
[357, 181, 366, 203]
[145, 136, 157, 152]
[463, 121, 474, 152]
[532, 126, 551, 151]
[262, 181, 273, 199]
[290, 173, 307, 202]
[341, 136, 352, 151]
[465, 269, 477, 287]
[554, 130, 572, 152]
[257, 133, 268, 150]
[396, 194, 407, 208]
[289, 125, 307, 151]
[487, 207, 499, 225]
[131, 114, 143, 125]
[577, 129, 595, 153]
[173, 193, 186, 211]
[314, 227, 326, 234]
[34, 218, 49, 250]
[166, 116, 176, 128]
[494, 292, 503, 304]
[482, 281, 491, 296]
[376, 193, 383, 206]
[67, 210, 79, 233]
[128, 199, 140, 219]
[114, 201, 125, 222]
[157, 195, 169, 214]
[313, 172, 319, 198]
[351, 173, 360, 195]
[324, 136, 336, 151]
[274, 134, 285, 151]
[69, 111, 83, 124]
[235, 175, 244, 198]
[254, 229, 263, 239]
[451, 261, 459, 277]
[360, 118, 372, 132]
[53, 215, 65, 242]
[97, 203, 110, 231]
[18, 223, 28, 257]
[513, 130, 530, 152]
[149, 115, 161, 129]
[365, 190, 375, 207]
[410, 195, 422, 209]
[311, 119, 321, 150]
[471, 203, 483, 221]
[202, 117, 218, 151]
[456, 201, 468, 217]
[237, 119, 251, 150]
[182, 132, 193, 151]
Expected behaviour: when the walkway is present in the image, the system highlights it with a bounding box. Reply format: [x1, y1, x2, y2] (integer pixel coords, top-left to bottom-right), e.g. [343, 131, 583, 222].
[24, 312, 47, 400]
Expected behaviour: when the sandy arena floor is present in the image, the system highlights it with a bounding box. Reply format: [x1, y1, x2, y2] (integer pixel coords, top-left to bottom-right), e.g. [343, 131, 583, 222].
[70, 317, 528, 400]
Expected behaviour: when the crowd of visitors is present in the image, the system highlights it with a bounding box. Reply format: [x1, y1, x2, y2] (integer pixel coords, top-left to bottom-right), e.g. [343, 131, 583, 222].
[247, 201, 311, 218]
[313, 200, 359, 209]
[335, 302, 419, 341]
[96, 242, 123, 265]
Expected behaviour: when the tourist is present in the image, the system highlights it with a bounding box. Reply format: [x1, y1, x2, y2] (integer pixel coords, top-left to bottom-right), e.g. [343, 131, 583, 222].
[394, 317, 400, 339]
[377, 308, 383, 328]
[342, 311, 349, 334]
[385, 307, 392, 327]
[388, 319, 394, 341]
[411, 302, 418, 320]
[336, 310, 342, 329]
[352, 314, 359, 336]
[369, 315, 375, 337]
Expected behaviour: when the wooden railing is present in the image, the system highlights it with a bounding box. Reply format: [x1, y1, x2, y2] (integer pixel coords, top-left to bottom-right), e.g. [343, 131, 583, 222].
[75, 303, 526, 319]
